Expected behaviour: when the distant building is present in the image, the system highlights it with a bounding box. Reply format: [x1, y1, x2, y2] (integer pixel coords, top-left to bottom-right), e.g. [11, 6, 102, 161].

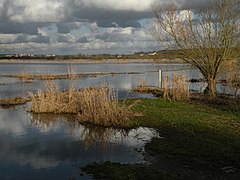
[149, 52, 157, 56]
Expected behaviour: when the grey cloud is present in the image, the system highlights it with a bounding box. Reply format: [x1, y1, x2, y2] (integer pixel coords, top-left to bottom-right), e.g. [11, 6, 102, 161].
[95, 27, 153, 43]
[0, 0, 225, 55]
[14, 34, 29, 43]
[57, 22, 82, 34]
[97, 20, 141, 28]
[70, 7, 152, 28]
[0, 22, 47, 35]
[0, 0, 214, 35]
[58, 33, 89, 43]
[58, 34, 75, 43]
[77, 36, 89, 43]
[31, 34, 51, 43]
[13, 34, 50, 44]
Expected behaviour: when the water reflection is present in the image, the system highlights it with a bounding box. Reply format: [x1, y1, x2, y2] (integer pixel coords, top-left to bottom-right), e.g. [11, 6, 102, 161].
[1, 63, 238, 98]
[30, 113, 129, 151]
[0, 72, 158, 98]
[0, 106, 158, 179]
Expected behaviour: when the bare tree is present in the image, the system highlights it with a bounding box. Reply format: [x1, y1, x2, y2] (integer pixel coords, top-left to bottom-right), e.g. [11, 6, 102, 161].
[152, 0, 240, 99]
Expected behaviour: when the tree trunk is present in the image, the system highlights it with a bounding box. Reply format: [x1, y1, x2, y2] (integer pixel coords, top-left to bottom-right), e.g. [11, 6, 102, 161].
[205, 77, 217, 99]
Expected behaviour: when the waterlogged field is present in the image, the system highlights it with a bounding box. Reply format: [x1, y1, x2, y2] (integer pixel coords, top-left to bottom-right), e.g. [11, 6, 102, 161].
[0, 62, 239, 179]
[0, 62, 238, 98]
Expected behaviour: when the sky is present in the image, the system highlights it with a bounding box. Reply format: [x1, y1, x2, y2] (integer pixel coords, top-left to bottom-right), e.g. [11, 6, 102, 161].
[0, 0, 211, 55]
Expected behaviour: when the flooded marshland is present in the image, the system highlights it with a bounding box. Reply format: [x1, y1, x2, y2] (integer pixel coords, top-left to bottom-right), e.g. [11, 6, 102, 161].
[0, 62, 238, 98]
[0, 62, 239, 179]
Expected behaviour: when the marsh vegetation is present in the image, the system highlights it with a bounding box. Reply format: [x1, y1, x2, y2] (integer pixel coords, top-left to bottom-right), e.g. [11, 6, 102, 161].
[29, 82, 132, 128]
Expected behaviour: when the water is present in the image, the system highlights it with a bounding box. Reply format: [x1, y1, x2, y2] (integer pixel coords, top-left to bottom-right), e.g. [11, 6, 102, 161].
[1, 62, 238, 98]
[0, 62, 238, 179]
[0, 105, 159, 179]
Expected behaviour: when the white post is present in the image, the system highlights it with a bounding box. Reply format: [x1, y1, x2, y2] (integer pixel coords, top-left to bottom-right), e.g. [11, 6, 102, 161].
[159, 70, 162, 89]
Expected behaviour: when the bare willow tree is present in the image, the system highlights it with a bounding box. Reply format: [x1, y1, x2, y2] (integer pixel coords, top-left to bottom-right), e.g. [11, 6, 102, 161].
[152, 0, 240, 98]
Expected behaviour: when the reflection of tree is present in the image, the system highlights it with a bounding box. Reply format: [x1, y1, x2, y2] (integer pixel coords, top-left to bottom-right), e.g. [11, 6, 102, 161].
[77, 124, 129, 151]
[30, 113, 129, 151]
[30, 113, 74, 130]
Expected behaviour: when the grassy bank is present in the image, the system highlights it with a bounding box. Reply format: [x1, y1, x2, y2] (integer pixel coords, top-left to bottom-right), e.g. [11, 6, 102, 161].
[82, 98, 240, 179]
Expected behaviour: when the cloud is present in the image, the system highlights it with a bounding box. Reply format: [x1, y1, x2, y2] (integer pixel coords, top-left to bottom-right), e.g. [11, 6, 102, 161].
[0, 0, 219, 54]
[0, 22, 47, 35]
[57, 22, 82, 34]
[74, 0, 153, 11]
[0, 34, 17, 44]
[5, 0, 65, 22]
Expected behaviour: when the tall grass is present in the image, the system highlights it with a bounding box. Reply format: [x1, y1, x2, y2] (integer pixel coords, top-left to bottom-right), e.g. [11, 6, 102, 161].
[29, 82, 132, 128]
[163, 74, 190, 101]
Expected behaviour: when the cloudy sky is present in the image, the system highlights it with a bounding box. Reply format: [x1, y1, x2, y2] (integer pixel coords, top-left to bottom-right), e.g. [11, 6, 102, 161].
[0, 0, 209, 55]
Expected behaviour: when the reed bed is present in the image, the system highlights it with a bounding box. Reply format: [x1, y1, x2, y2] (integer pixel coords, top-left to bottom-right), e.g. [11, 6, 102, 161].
[12, 71, 142, 81]
[163, 74, 190, 101]
[134, 79, 149, 93]
[133, 79, 163, 97]
[29, 82, 132, 128]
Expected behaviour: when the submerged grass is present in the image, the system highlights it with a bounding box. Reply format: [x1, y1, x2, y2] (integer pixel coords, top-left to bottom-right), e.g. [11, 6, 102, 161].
[12, 71, 143, 81]
[29, 82, 132, 128]
[17, 72, 80, 80]
[0, 97, 28, 106]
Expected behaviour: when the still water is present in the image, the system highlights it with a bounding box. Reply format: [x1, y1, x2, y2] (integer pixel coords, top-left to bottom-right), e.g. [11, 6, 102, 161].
[0, 105, 158, 179]
[0, 62, 238, 179]
[0, 63, 238, 98]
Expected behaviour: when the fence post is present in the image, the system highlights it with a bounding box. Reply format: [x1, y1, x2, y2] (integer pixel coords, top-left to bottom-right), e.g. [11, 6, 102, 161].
[159, 70, 162, 89]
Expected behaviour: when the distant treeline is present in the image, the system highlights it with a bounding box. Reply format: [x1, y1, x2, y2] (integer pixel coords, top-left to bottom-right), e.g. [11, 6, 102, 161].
[0, 50, 184, 60]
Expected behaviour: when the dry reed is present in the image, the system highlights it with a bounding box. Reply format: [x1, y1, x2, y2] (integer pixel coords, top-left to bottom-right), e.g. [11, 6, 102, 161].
[0, 97, 28, 105]
[163, 74, 190, 101]
[17, 72, 79, 80]
[29, 82, 132, 128]
[133, 79, 162, 96]
[134, 79, 148, 92]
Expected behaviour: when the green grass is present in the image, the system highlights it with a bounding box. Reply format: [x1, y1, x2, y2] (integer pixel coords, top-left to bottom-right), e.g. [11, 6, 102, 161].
[82, 99, 240, 179]
[81, 161, 176, 180]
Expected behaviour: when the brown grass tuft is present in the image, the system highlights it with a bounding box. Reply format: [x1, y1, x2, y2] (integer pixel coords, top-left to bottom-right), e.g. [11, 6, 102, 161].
[17, 72, 79, 80]
[29, 82, 132, 128]
[163, 74, 190, 101]
[0, 97, 28, 106]
[133, 79, 162, 97]
[17, 72, 34, 80]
